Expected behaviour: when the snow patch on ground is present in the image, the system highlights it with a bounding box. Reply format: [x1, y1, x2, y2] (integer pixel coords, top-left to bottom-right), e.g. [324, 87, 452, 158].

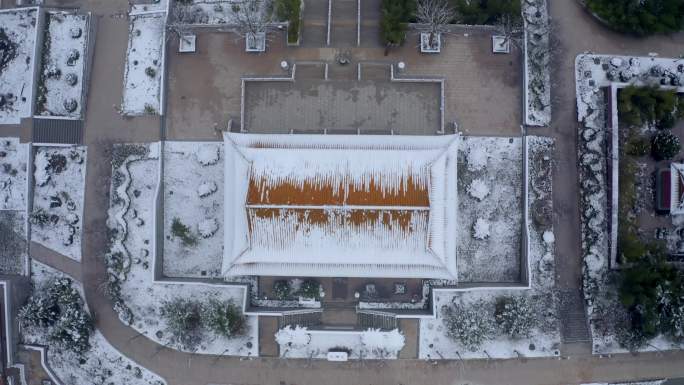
[163, 141, 224, 278]
[23, 260, 167, 385]
[36, 11, 89, 118]
[105, 143, 257, 356]
[457, 137, 522, 282]
[0, 8, 38, 124]
[276, 326, 405, 359]
[0, 137, 28, 210]
[31, 146, 86, 261]
[122, 12, 165, 115]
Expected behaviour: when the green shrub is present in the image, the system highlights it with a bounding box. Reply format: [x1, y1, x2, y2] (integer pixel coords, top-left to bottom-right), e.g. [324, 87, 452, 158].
[202, 298, 246, 338]
[381, 0, 415, 46]
[171, 217, 197, 246]
[443, 300, 495, 351]
[625, 134, 651, 156]
[298, 279, 320, 299]
[160, 298, 204, 350]
[585, 0, 684, 36]
[273, 280, 291, 300]
[494, 295, 536, 338]
[618, 86, 682, 129]
[452, 0, 520, 25]
[652, 130, 681, 160]
[275, 0, 301, 44]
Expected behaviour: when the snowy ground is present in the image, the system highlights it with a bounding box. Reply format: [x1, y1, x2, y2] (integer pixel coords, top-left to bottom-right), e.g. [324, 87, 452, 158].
[456, 136, 522, 283]
[420, 137, 560, 360]
[36, 11, 89, 118]
[0, 210, 27, 275]
[0, 8, 39, 124]
[106, 143, 257, 356]
[23, 260, 167, 385]
[122, 11, 165, 115]
[163, 142, 224, 278]
[0, 137, 28, 210]
[173, 0, 269, 25]
[575, 54, 684, 355]
[276, 326, 405, 359]
[31, 146, 86, 261]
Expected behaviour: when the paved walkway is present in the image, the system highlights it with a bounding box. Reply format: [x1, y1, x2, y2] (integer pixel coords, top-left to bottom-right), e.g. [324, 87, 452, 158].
[29, 242, 82, 281]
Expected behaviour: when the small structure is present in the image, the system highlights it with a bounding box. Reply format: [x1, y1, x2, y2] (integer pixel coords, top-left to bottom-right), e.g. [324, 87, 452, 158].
[245, 31, 266, 52]
[420, 32, 441, 53]
[178, 34, 196, 53]
[491, 35, 510, 54]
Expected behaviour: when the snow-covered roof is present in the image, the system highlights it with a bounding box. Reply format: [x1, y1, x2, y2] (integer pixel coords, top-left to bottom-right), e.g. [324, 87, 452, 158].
[222, 133, 460, 279]
[671, 163, 684, 215]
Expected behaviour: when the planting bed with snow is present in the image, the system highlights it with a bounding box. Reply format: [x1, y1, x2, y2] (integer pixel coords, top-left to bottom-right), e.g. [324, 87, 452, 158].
[420, 137, 560, 360]
[576, 54, 684, 354]
[0, 8, 39, 124]
[163, 142, 224, 278]
[36, 11, 89, 118]
[173, 0, 268, 25]
[276, 326, 405, 359]
[0, 210, 27, 275]
[456, 136, 522, 283]
[105, 143, 257, 356]
[0, 137, 28, 210]
[523, 0, 551, 126]
[23, 261, 167, 385]
[31, 146, 86, 261]
[122, 12, 164, 115]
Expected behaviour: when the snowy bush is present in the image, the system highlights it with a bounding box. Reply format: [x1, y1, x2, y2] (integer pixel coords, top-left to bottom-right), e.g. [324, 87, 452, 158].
[202, 298, 246, 338]
[171, 217, 197, 246]
[160, 298, 204, 351]
[652, 130, 680, 160]
[273, 280, 291, 300]
[298, 279, 320, 299]
[275, 325, 311, 348]
[19, 278, 93, 356]
[468, 179, 490, 201]
[195, 145, 220, 166]
[197, 217, 218, 238]
[360, 328, 405, 357]
[472, 218, 490, 240]
[494, 295, 536, 338]
[442, 300, 495, 351]
[197, 181, 217, 198]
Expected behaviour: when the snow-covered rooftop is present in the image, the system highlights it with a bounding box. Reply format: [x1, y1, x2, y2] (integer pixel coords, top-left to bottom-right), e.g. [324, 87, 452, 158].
[671, 163, 684, 215]
[222, 133, 460, 279]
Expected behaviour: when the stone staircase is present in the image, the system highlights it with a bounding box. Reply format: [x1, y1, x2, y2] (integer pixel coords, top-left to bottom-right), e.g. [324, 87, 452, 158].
[279, 310, 323, 328]
[558, 289, 591, 343]
[357, 310, 398, 330]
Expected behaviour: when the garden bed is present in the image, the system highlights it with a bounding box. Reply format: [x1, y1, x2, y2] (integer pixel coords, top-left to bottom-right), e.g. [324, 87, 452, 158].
[0, 210, 27, 275]
[173, 0, 269, 25]
[456, 136, 523, 283]
[0, 137, 28, 210]
[31, 146, 86, 261]
[522, 0, 551, 126]
[122, 12, 165, 115]
[420, 137, 560, 360]
[275, 327, 405, 359]
[0, 8, 39, 124]
[105, 143, 257, 356]
[35, 11, 90, 118]
[22, 260, 167, 385]
[163, 141, 224, 278]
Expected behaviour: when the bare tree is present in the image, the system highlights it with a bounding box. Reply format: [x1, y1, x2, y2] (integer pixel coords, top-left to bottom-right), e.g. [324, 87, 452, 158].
[231, 0, 272, 49]
[167, 6, 192, 41]
[415, 0, 455, 49]
[495, 13, 523, 50]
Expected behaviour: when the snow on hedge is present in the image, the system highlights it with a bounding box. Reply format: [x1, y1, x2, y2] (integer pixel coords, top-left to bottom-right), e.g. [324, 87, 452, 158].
[105, 143, 257, 356]
[23, 260, 167, 385]
[31, 146, 86, 261]
[36, 11, 89, 118]
[523, 0, 551, 126]
[0, 8, 39, 124]
[420, 137, 560, 360]
[276, 326, 405, 359]
[122, 12, 164, 115]
[0, 137, 28, 210]
[457, 137, 522, 282]
[163, 142, 224, 278]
